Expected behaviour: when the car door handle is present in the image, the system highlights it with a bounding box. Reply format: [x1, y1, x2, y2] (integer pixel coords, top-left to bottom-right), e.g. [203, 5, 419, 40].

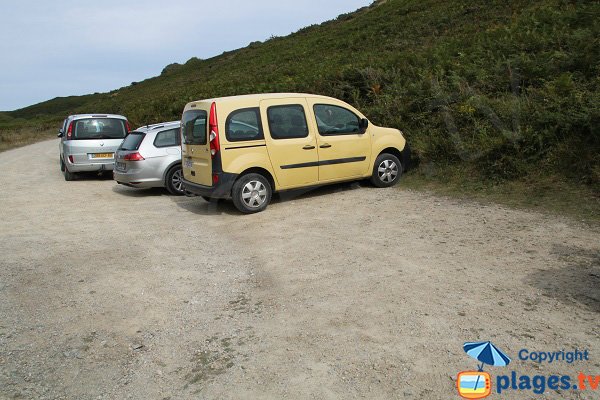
[320, 143, 332, 149]
[303, 145, 316, 150]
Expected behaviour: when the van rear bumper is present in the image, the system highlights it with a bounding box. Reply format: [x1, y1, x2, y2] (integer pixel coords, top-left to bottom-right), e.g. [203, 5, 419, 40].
[68, 162, 114, 172]
[182, 173, 238, 199]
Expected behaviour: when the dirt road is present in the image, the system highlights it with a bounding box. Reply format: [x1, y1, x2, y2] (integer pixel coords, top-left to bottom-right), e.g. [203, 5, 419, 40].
[0, 139, 598, 399]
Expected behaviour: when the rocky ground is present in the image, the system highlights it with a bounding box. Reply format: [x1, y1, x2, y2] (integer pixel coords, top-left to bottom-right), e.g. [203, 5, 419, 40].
[0, 140, 598, 399]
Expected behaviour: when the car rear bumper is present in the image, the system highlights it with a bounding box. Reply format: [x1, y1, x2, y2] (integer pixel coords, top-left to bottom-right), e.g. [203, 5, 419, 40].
[182, 172, 238, 199]
[113, 172, 162, 188]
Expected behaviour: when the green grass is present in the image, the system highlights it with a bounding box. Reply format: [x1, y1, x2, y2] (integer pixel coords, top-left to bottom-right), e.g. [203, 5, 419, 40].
[402, 170, 600, 224]
[0, 0, 598, 219]
[0, 128, 56, 153]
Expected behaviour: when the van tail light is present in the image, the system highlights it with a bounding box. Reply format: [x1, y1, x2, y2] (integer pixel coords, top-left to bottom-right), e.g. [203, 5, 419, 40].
[66, 121, 74, 140]
[209, 102, 220, 158]
[125, 121, 131, 133]
[124, 152, 144, 161]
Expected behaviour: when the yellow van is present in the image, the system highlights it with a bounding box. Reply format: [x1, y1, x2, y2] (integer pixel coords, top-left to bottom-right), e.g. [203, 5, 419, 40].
[181, 93, 410, 213]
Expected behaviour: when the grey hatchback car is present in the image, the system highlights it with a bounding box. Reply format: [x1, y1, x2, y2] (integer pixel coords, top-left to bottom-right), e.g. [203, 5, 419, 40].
[58, 114, 130, 181]
[113, 121, 185, 195]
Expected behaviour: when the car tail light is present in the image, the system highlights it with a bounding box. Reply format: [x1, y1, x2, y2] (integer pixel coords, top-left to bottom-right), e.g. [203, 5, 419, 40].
[124, 152, 144, 161]
[66, 121, 74, 139]
[212, 173, 219, 185]
[209, 102, 220, 158]
[125, 121, 131, 133]
[68, 155, 74, 163]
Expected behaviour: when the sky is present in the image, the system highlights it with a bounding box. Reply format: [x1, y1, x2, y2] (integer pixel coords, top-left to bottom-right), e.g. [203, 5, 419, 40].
[0, 0, 372, 111]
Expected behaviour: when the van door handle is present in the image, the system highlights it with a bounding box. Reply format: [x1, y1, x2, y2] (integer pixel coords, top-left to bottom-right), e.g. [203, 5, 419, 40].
[303, 145, 316, 150]
[320, 143, 332, 148]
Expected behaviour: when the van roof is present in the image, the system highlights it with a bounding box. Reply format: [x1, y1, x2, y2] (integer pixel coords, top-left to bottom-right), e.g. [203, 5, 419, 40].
[189, 93, 339, 105]
[67, 114, 127, 120]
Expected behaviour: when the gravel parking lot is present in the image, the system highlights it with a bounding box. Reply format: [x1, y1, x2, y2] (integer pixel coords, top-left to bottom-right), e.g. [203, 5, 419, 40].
[0, 139, 598, 399]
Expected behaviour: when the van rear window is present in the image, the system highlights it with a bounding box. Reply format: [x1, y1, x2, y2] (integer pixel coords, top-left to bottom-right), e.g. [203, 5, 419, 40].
[182, 110, 207, 145]
[73, 118, 127, 140]
[225, 108, 263, 142]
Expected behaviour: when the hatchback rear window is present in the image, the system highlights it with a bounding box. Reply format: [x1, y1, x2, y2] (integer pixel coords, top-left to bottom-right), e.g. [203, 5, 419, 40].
[120, 132, 145, 150]
[73, 118, 127, 140]
[182, 110, 207, 145]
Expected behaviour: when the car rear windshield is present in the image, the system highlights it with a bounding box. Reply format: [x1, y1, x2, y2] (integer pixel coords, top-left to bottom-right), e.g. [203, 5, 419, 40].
[120, 132, 145, 150]
[182, 110, 207, 145]
[73, 118, 127, 140]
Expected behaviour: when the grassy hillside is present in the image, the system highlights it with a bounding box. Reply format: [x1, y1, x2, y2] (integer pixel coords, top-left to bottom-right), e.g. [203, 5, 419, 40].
[1, 0, 598, 205]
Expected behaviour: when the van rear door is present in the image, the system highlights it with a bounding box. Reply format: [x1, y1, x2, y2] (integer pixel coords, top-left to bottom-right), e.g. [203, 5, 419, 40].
[260, 98, 318, 190]
[181, 108, 212, 186]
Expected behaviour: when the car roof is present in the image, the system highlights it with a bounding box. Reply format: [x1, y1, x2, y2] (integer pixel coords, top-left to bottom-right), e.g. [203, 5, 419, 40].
[131, 121, 180, 134]
[67, 114, 127, 120]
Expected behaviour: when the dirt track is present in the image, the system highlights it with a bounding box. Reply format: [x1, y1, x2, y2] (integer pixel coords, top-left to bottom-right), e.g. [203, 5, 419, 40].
[0, 139, 598, 399]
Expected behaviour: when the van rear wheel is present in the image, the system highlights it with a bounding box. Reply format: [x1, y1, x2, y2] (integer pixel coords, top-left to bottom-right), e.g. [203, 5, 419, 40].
[64, 165, 76, 181]
[232, 173, 272, 214]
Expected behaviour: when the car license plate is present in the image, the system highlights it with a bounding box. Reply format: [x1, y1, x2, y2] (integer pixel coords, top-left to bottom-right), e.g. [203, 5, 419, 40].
[115, 162, 126, 170]
[184, 159, 193, 168]
[92, 153, 113, 159]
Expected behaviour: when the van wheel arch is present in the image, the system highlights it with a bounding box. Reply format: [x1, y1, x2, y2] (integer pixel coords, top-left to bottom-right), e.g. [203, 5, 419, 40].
[379, 145, 411, 171]
[235, 167, 276, 193]
[378, 147, 403, 167]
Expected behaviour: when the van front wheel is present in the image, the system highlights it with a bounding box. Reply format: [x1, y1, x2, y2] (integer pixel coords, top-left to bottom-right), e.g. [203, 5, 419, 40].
[370, 153, 402, 188]
[232, 173, 272, 214]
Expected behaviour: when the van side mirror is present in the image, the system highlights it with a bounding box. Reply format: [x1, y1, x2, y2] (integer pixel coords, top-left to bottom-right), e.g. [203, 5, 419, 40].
[359, 118, 369, 133]
[57, 129, 64, 137]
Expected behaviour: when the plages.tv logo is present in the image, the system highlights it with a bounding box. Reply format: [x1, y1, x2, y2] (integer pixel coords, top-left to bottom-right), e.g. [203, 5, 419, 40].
[457, 341, 511, 399]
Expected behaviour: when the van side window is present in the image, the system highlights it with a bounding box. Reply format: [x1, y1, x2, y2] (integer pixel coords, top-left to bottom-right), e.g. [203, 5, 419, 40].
[225, 108, 264, 142]
[153, 128, 180, 148]
[267, 105, 309, 139]
[314, 104, 361, 135]
[182, 110, 207, 145]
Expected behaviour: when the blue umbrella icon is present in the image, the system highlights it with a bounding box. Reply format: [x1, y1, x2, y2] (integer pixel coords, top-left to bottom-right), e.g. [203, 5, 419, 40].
[463, 341, 511, 392]
[464, 341, 511, 370]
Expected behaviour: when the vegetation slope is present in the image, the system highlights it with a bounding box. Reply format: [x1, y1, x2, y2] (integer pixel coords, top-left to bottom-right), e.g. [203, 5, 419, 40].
[1, 0, 598, 215]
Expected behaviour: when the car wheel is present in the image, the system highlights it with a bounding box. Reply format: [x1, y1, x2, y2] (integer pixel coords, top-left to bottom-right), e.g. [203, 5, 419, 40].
[165, 165, 185, 195]
[370, 153, 402, 188]
[60, 157, 65, 172]
[64, 165, 76, 181]
[232, 173, 272, 214]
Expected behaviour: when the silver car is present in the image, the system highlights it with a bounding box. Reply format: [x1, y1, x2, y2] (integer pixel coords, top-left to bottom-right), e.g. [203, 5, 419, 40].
[113, 121, 185, 195]
[58, 114, 130, 181]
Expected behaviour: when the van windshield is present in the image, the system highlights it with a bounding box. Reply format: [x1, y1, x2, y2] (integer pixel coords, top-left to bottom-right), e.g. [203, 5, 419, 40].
[73, 118, 127, 140]
[182, 110, 207, 145]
